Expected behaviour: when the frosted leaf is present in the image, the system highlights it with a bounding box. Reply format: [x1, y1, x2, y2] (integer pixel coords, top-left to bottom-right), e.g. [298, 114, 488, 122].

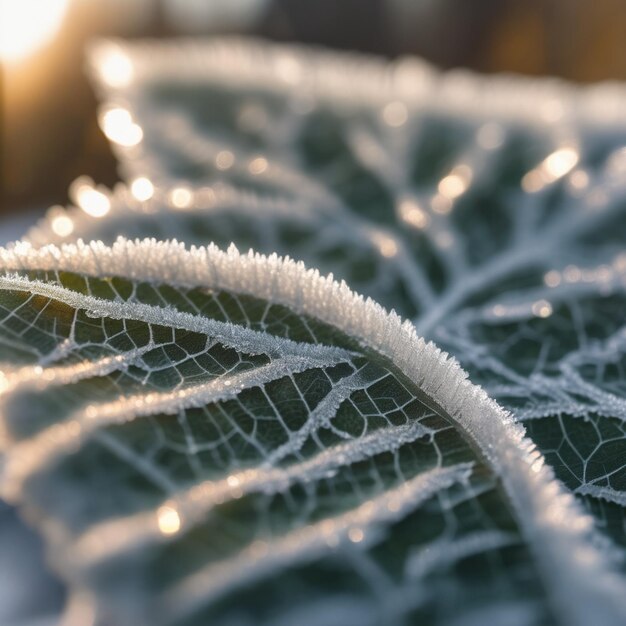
[2, 239, 625, 625]
[76, 38, 626, 551]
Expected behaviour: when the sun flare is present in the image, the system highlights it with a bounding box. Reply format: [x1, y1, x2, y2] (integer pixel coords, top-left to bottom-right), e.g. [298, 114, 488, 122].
[0, 0, 69, 63]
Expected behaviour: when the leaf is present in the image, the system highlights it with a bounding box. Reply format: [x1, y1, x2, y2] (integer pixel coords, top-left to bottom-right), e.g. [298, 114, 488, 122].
[2, 239, 624, 625]
[49, 37, 626, 553]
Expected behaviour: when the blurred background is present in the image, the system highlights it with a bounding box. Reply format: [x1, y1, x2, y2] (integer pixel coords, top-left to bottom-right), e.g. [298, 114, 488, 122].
[1, 0, 626, 222]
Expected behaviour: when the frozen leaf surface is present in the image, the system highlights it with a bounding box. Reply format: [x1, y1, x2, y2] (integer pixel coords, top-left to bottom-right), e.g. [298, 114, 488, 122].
[54, 37, 626, 552]
[2, 239, 625, 625]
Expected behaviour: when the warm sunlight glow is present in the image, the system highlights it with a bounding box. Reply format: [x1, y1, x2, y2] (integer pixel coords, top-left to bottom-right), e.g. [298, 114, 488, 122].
[77, 188, 111, 218]
[100, 108, 144, 148]
[0, 0, 69, 63]
[70, 177, 111, 218]
[532, 299, 553, 318]
[98, 46, 134, 88]
[438, 165, 473, 199]
[248, 156, 269, 175]
[51, 214, 75, 238]
[47, 206, 75, 238]
[544, 147, 579, 179]
[130, 177, 155, 202]
[157, 505, 181, 536]
[522, 146, 579, 193]
[371, 232, 398, 257]
[398, 198, 429, 229]
[170, 187, 193, 209]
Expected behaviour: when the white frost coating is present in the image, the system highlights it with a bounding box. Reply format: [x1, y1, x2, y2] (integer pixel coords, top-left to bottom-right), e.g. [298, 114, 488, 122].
[88, 38, 626, 127]
[1, 238, 626, 625]
[163, 463, 473, 621]
[1, 354, 348, 497]
[68, 420, 435, 568]
[0, 346, 153, 448]
[0, 274, 354, 362]
[263, 369, 366, 466]
[0, 346, 153, 397]
[574, 485, 626, 507]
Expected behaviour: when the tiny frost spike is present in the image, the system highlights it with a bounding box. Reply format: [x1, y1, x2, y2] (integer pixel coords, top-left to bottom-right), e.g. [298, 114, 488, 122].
[0, 237, 625, 625]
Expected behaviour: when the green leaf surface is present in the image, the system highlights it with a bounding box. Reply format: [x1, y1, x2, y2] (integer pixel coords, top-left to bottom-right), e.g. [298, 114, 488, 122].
[2, 240, 624, 625]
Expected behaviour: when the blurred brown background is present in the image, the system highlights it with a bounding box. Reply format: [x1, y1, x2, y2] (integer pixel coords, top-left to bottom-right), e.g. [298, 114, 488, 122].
[1, 0, 626, 219]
